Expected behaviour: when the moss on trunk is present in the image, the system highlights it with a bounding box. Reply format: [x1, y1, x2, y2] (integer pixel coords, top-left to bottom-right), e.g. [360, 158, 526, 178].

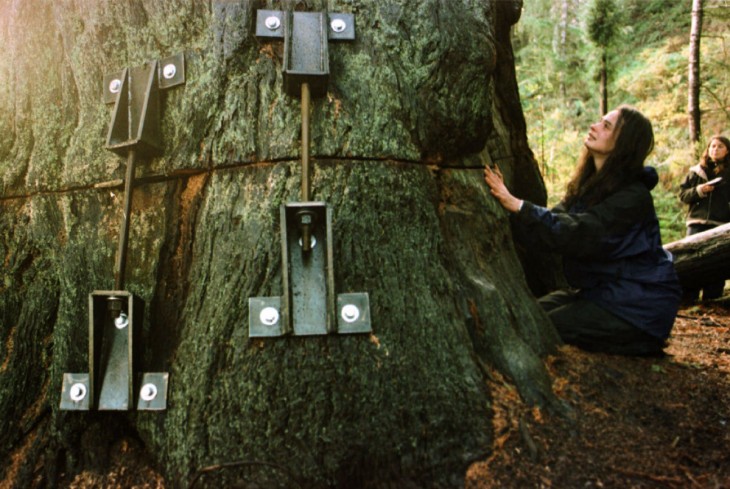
[0, 0, 561, 487]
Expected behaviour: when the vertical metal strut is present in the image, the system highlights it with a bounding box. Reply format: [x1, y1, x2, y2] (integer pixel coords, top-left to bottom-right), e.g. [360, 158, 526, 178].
[301, 82, 311, 202]
[248, 9, 371, 338]
[115, 149, 136, 291]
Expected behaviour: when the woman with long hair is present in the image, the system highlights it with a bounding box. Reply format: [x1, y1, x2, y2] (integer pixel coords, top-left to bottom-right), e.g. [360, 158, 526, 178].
[484, 105, 681, 356]
[678, 135, 730, 301]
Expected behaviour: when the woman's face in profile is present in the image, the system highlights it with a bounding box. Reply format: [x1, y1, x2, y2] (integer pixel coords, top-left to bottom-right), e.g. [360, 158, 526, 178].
[584, 109, 620, 158]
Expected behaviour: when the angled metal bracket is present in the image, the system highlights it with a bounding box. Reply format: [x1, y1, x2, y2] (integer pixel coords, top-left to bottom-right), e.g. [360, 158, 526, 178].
[103, 53, 185, 157]
[61, 291, 169, 411]
[255, 9, 354, 97]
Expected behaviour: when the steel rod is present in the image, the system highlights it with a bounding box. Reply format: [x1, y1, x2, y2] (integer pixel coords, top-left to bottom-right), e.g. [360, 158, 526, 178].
[301, 82, 310, 202]
[114, 149, 136, 291]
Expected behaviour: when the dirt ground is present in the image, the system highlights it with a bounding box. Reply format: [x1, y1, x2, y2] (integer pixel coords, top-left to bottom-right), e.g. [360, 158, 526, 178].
[63, 302, 730, 489]
[467, 300, 730, 489]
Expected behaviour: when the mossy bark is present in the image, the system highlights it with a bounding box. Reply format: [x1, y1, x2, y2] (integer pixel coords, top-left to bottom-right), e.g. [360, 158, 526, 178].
[0, 0, 562, 487]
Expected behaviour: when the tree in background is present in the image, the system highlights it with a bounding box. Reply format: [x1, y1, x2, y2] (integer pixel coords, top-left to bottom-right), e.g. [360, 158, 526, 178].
[515, 0, 728, 243]
[688, 0, 704, 145]
[512, 0, 591, 181]
[552, 0, 582, 98]
[700, 1, 730, 133]
[587, 0, 621, 115]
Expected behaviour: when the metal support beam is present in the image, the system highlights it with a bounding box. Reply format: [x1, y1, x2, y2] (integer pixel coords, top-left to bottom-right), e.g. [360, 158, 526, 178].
[249, 11, 371, 338]
[115, 150, 136, 291]
[301, 82, 311, 202]
[60, 53, 184, 411]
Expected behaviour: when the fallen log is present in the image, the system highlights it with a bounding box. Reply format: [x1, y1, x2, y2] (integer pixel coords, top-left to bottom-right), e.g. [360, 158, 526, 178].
[664, 221, 730, 289]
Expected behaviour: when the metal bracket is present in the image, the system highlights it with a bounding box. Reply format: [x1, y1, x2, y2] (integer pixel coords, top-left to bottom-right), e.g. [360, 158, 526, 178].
[60, 54, 184, 411]
[137, 372, 169, 411]
[103, 53, 185, 157]
[255, 9, 354, 97]
[250, 11, 370, 338]
[61, 55, 182, 411]
[282, 202, 334, 335]
[337, 292, 371, 334]
[249, 296, 285, 337]
[248, 203, 371, 337]
[60, 292, 169, 411]
[60, 373, 90, 411]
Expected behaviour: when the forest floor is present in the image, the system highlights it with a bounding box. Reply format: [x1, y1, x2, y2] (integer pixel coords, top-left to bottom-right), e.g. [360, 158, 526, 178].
[63, 301, 730, 489]
[467, 299, 730, 489]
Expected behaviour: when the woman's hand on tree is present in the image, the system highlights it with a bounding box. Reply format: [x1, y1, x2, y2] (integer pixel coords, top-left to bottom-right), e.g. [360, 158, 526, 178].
[484, 165, 523, 213]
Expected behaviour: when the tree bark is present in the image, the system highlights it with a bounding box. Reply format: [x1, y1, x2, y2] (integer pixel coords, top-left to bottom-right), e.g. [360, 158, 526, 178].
[688, 0, 703, 143]
[0, 0, 561, 487]
[665, 222, 730, 289]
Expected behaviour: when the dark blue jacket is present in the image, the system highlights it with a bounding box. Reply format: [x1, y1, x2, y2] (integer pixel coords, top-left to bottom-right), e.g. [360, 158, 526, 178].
[514, 167, 681, 339]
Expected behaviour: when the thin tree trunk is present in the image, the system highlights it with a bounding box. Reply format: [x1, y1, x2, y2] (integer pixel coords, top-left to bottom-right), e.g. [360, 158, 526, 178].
[600, 50, 608, 115]
[688, 0, 704, 143]
[556, 0, 570, 98]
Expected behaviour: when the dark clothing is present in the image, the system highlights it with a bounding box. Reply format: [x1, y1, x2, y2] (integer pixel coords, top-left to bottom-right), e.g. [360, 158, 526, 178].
[682, 224, 725, 301]
[678, 163, 730, 300]
[513, 167, 681, 347]
[678, 163, 730, 227]
[539, 290, 666, 355]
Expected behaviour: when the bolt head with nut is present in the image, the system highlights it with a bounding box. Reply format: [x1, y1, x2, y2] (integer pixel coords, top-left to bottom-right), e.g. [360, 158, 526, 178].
[109, 79, 122, 94]
[260, 307, 280, 326]
[140, 383, 158, 402]
[331, 18, 347, 33]
[114, 312, 129, 330]
[265, 15, 281, 30]
[341, 304, 360, 323]
[69, 383, 87, 402]
[162, 63, 177, 79]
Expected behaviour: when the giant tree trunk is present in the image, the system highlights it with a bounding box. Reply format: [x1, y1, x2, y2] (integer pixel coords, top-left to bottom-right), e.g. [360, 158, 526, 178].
[0, 1, 561, 487]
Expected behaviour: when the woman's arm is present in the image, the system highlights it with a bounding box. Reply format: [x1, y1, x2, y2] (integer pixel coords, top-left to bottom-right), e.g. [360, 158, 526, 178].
[482, 164, 653, 258]
[678, 171, 713, 204]
[514, 184, 653, 258]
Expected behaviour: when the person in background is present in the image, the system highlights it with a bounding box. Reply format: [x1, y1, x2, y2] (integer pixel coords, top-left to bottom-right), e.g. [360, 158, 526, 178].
[484, 105, 681, 356]
[678, 135, 730, 301]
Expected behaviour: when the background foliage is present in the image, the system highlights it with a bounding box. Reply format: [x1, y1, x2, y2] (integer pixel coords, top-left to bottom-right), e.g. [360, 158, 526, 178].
[514, 0, 730, 243]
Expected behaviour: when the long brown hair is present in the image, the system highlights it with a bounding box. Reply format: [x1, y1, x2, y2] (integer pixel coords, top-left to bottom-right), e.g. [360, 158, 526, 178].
[563, 105, 654, 208]
[699, 135, 730, 173]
